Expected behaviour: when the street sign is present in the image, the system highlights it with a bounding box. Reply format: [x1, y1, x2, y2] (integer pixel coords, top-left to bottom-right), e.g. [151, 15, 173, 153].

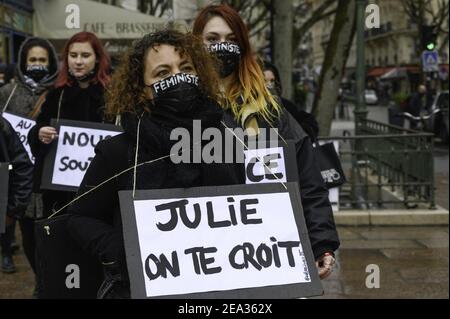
[422, 50, 439, 72]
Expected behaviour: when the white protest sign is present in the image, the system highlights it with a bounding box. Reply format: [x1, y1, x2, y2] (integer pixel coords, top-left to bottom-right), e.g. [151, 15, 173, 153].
[244, 147, 287, 184]
[41, 120, 123, 192]
[52, 126, 121, 188]
[2, 112, 36, 163]
[126, 186, 315, 298]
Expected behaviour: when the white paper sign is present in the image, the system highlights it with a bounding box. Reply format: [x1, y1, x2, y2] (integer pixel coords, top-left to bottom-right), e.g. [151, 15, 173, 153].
[133, 192, 311, 297]
[51, 125, 121, 188]
[244, 147, 287, 184]
[2, 112, 36, 163]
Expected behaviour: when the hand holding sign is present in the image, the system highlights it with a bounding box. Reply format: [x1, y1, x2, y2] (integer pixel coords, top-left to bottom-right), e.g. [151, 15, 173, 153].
[316, 253, 336, 279]
[39, 126, 59, 144]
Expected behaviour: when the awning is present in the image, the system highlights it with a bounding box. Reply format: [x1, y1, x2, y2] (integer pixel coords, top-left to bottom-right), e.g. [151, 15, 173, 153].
[33, 0, 173, 40]
[367, 67, 394, 78]
[380, 66, 421, 80]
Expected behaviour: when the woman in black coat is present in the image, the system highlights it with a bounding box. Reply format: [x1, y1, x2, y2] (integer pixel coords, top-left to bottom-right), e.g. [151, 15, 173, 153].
[193, 4, 339, 279]
[28, 32, 111, 216]
[66, 30, 244, 298]
[0, 116, 33, 273]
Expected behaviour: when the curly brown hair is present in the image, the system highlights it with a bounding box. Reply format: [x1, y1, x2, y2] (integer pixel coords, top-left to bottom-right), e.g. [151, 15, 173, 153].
[105, 29, 221, 119]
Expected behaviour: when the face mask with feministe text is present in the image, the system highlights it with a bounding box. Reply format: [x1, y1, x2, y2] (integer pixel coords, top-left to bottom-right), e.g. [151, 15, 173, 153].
[208, 42, 241, 78]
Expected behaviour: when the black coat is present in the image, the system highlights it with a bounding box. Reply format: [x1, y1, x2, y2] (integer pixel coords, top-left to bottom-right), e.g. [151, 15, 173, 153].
[0, 116, 33, 218]
[66, 103, 245, 284]
[28, 83, 106, 215]
[223, 108, 340, 260]
[281, 97, 319, 140]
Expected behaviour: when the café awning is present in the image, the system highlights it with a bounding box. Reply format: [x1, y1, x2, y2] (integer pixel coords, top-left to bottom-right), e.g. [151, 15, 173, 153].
[33, 0, 170, 40]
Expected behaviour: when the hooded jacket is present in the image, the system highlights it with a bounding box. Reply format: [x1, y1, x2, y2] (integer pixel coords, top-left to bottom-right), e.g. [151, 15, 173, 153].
[0, 116, 33, 219]
[0, 37, 59, 116]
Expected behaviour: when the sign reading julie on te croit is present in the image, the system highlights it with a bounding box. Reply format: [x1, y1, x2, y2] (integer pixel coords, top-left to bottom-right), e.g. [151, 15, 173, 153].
[119, 183, 323, 299]
[2, 111, 36, 164]
[41, 119, 123, 192]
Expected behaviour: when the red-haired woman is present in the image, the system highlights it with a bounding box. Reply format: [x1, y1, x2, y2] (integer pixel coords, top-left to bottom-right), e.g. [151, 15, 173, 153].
[193, 4, 340, 280]
[28, 31, 111, 216]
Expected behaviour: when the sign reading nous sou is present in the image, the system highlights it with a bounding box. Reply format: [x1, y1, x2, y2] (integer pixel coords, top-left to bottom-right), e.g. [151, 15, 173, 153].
[119, 183, 322, 299]
[41, 119, 123, 192]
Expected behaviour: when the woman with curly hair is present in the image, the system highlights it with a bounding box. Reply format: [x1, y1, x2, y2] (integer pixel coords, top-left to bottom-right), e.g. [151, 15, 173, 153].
[193, 4, 340, 280]
[66, 29, 244, 298]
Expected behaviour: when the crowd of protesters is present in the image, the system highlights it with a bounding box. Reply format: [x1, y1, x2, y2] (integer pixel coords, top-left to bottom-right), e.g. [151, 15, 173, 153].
[0, 3, 339, 299]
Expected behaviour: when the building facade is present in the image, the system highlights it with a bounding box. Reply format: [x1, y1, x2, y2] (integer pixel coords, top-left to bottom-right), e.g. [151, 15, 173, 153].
[311, 0, 449, 68]
[0, 0, 33, 64]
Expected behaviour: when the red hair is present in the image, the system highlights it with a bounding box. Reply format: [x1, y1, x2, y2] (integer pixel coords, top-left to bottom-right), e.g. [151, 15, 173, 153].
[55, 32, 111, 88]
[193, 4, 280, 123]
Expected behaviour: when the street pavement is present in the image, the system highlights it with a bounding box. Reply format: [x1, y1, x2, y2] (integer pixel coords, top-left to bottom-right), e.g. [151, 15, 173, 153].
[316, 226, 449, 299]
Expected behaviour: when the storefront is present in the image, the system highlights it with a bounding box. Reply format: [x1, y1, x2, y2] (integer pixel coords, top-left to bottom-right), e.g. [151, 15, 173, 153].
[33, 0, 175, 65]
[0, 0, 33, 64]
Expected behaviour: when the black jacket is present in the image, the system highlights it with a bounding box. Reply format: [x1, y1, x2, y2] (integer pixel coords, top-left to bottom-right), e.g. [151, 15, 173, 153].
[281, 97, 319, 140]
[0, 116, 33, 218]
[28, 83, 106, 211]
[223, 108, 340, 260]
[67, 102, 245, 285]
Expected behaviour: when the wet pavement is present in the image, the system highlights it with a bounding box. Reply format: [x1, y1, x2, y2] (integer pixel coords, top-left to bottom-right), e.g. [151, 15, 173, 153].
[317, 226, 449, 299]
[0, 225, 448, 299]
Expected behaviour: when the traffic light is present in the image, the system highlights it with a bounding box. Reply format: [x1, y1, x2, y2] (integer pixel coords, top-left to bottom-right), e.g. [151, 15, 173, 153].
[422, 25, 438, 51]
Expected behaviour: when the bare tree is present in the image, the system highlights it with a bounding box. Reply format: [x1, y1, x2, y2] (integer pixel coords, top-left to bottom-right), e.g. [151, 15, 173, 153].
[292, 0, 337, 53]
[312, 0, 356, 136]
[219, 0, 272, 37]
[137, 0, 172, 17]
[401, 0, 449, 53]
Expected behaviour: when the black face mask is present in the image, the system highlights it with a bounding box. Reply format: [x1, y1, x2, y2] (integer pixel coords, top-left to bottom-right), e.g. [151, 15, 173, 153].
[25, 65, 49, 81]
[69, 68, 96, 83]
[208, 42, 241, 78]
[147, 73, 203, 126]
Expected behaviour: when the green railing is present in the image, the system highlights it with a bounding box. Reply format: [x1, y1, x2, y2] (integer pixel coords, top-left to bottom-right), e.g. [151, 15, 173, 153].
[319, 119, 435, 209]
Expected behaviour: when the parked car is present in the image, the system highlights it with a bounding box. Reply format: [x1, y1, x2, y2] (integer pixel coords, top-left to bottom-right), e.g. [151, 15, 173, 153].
[364, 89, 378, 105]
[426, 91, 449, 143]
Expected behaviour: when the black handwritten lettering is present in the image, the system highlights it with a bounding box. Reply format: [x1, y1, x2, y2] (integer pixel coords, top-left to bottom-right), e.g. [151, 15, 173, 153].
[184, 247, 221, 275]
[240, 199, 262, 225]
[144, 251, 180, 280]
[59, 156, 93, 172]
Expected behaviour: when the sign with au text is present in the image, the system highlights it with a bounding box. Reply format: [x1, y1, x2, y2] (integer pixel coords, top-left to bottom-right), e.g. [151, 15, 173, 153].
[2, 111, 36, 163]
[244, 141, 297, 184]
[119, 183, 322, 299]
[41, 119, 123, 192]
[0, 163, 9, 234]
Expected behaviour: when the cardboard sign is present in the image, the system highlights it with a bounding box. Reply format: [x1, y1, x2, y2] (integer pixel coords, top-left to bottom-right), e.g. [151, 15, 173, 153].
[244, 141, 297, 184]
[41, 119, 123, 192]
[2, 112, 36, 163]
[119, 183, 322, 299]
[0, 163, 9, 234]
